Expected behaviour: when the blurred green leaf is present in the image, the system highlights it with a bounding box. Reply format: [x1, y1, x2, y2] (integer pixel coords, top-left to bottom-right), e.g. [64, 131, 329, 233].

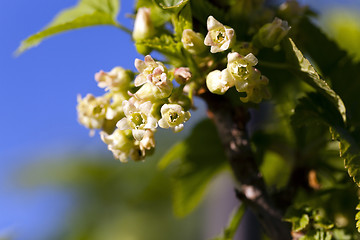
[20, 154, 203, 240]
[284, 207, 310, 232]
[260, 150, 291, 189]
[321, 9, 360, 62]
[16, 0, 123, 55]
[212, 204, 246, 240]
[153, 0, 189, 11]
[159, 119, 228, 217]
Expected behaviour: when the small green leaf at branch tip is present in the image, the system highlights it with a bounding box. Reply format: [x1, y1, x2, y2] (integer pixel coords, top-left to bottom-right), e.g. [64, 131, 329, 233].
[153, 0, 189, 11]
[15, 0, 121, 55]
[212, 204, 246, 240]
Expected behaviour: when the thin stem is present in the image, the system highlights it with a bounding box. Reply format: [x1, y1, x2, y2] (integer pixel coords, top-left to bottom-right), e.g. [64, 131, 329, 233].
[115, 22, 132, 35]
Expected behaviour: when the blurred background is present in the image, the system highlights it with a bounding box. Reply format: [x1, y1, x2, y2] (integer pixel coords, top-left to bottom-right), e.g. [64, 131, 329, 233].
[1, 0, 360, 239]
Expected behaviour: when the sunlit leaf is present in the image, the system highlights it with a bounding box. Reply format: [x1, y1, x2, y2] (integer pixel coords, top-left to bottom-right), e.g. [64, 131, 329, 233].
[153, 0, 189, 11]
[136, 34, 181, 56]
[16, 0, 123, 55]
[286, 38, 346, 123]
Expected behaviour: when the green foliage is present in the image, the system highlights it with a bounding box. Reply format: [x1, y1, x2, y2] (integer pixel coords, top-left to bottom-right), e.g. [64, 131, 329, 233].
[20, 154, 203, 240]
[16, 0, 123, 55]
[153, 0, 189, 11]
[286, 38, 346, 123]
[212, 204, 246, 240]
[159, 119, 228, 217]
[173, 3, 193, 40]
[321, 9, 360, 62]
[135, 34, 181, 57]
[284, 206, 336, 239]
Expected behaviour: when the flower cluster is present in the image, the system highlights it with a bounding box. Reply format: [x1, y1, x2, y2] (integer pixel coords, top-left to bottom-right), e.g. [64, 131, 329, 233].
[77, 8, 291, 162]
[77, 55, 191, 162]
[203, 16, 273, 103]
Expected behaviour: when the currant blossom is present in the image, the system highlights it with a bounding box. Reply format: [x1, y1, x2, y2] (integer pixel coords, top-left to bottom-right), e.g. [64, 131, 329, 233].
[158, 104, 191, 132]
[100, 129, 134, 162]
[204, 16, 235, 53]
[116, 99, 158, 141]
[227, 52, 258, 81]
[206, 68, 235, 95]
[77, 94, 109, 130]
[94, 67, 132, 92]
[139, 129, 156, 153]
[134, 55, 173, 100]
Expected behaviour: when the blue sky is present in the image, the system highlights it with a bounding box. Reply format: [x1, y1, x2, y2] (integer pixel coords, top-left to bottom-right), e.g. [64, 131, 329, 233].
[1, 0, 360, 239]
[0, 1, 139, 239]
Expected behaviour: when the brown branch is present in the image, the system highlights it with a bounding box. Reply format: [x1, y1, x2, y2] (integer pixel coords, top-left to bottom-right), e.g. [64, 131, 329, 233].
[200, 91, 291, 240]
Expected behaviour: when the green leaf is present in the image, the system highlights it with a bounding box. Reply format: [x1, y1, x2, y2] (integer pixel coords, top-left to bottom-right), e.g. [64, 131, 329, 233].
[212, 204, 246, 240]
[136, 34, 181, 57]
[153, 0, 189, 11]
[158, 119, 228, 217]
[286, 38, 346, 123]
[339, 129, 360, 186]
[286, 213, 310, 232]
[16, 0, 123, 55]
[173, 3, 193, 40]
[297, 17, 360, 125]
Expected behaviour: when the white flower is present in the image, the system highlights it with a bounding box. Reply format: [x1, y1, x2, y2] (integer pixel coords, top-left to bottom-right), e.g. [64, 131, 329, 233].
[206, 68, 235, 95]
[158, 104, 191, 132]
[77, 94, 109, 130]
[116, 99, 158, 140]
[227, 52, 258, 81]
[100, 129, 134, 162]
[133, 55, 173, 100]
[139, 129, 156, 152]
[94, 67, 132, 92]
[204, 16, 236, 53]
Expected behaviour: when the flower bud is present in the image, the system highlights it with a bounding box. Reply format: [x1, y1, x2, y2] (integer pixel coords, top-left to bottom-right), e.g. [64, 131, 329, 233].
[181, 29, 207, 55]
[174, 67, 192, 84]
[204, 16, 236, 53]
[132, 8, 155, 41]
[206, 68, 235, 95]
[256, 18, 291, 48]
